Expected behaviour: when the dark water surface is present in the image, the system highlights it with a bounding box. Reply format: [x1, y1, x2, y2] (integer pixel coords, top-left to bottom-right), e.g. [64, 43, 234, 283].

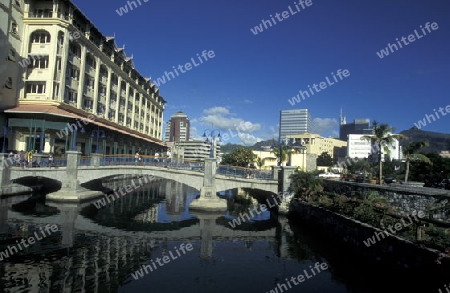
[0, 178, 446, 293]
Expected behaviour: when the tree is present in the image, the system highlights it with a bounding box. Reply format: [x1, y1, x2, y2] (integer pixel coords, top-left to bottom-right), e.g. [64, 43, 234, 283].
[270, 139, 290, 166]
[361, 121, 405, 184]
[220, 147, 256, 167]
[316, 152, 333, 167]
[403, 140, 431, 182]
[289, 170, 323, 199]
[256, 157, 265, 169]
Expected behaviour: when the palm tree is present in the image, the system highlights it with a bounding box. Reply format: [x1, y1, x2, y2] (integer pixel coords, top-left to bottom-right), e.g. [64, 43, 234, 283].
[403, 140, 431, 182]
[256, 157, 264, 169]
[270, 140, 290, 166]
[362, 121, 405, 184]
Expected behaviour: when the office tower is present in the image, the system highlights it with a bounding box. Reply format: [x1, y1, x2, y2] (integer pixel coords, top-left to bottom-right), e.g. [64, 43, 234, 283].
[165, 111, 190, 142]
[279, 109, 313, 142]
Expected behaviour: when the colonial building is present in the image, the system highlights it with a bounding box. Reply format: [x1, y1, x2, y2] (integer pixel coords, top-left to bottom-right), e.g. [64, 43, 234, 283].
[285, 132, 347, 161]
[0, 0, 166, 156]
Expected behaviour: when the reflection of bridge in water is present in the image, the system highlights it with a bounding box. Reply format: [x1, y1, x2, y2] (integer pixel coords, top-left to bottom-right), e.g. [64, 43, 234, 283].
[0, 180, 292, 292]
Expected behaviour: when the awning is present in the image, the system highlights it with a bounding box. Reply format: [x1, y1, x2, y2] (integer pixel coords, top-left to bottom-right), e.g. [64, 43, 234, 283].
[5, 104, 165, 146]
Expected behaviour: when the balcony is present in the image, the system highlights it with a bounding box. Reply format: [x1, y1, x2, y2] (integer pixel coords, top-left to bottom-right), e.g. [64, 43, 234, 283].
[85, 65, 96, 76]
[100, 76, 108, 85]
[68, 53, 81, 68]
[66, 78, 79, 90]
[83, 87, 93, 97]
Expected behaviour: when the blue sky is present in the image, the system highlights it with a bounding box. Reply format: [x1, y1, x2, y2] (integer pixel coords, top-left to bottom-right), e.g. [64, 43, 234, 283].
[73, 0, 450, 145]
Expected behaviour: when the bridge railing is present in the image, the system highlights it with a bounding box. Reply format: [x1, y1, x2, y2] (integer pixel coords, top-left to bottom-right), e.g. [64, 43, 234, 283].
[217, 165, 274, 180]
[92, 155, 205, 171]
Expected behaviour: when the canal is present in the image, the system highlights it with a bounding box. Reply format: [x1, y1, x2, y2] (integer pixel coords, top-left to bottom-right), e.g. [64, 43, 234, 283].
[0, 178, 446, 292]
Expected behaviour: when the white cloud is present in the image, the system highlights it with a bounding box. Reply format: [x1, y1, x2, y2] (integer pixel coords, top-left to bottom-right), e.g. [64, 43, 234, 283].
[193, 106, 263, 145]
[198, 107, 262, 133]
[313, 118, 339, 137]
[237, 133, 262, 146]
[203, 107, 230, 116]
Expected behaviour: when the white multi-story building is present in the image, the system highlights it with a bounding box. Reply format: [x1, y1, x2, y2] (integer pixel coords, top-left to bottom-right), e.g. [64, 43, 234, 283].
[0, 0, 167, 155]
[174, 140, 220, 161]
[347, 134, 400, 161]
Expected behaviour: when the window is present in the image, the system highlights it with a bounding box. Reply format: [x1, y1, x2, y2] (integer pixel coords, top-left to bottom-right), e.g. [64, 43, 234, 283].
[69, 43, 80, 57]
[66, 91, 77, 103]
[8, 49, 16, 61]
[180, 122, 184, 127]
[5, 77, 13, 89]
[86, 55, 96, 68]
[83, 98, 93, 109]
[26, 82, 46, 94]
[14, 0, 21, 7]
[109, 110, 115, 120]
[29, 55, 49, 69]
[11, 22, 18, 35]
[33, 8, 53, 18]
[68, 67, 79, 80]
[56, 57, 62, 70]
[31, 31, 51, 43]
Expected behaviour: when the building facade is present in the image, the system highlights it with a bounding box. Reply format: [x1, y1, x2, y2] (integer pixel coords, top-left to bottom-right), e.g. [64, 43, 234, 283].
[285, 132, 347, 160]
[347, 134, 400, 161]
[164, 111, 190, 142]
[173, 140, 220, 161]
[339, 118, 372, 141]
[279, 109, 313, 142]
[0, 0, 166, 155]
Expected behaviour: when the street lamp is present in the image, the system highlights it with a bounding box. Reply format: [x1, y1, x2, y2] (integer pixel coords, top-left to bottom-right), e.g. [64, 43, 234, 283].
[72, 126, 85, 151]
[2, 126, 13, 153]
[90, 126, 106, 154]
[202, 129, 221, 158]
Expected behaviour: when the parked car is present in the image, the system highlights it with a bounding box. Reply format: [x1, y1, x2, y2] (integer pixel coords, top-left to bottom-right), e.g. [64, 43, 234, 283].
[439, 179, 450, 190]
[318, 172, 341, 179]
[383, 177, 396, 184]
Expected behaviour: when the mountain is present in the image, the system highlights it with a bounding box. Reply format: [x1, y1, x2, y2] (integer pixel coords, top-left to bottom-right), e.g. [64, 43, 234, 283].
[399, 127, 450, 154]
[219, 143, 242, 154]
[250, 140, 276, 150]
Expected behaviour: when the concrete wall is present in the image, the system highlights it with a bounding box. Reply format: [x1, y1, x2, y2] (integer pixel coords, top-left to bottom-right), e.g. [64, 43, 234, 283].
[322, 180, 450, 221]
[288, 200, 448, 271]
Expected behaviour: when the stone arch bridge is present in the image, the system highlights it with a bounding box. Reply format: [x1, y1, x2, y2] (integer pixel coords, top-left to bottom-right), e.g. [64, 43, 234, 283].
[1, 152, 297, 211]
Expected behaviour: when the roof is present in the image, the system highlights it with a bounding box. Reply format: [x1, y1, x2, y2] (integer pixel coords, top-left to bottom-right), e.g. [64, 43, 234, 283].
[5, 104, 165, 146]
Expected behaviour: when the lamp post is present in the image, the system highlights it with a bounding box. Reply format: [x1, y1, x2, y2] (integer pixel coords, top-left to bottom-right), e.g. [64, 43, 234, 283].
[2, 126, 13, 153]
[90, 126, 106, 154]
[202, 129, 221, 158]
[72, 126, 85, 151]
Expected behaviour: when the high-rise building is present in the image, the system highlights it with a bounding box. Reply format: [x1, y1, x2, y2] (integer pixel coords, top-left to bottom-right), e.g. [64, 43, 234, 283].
[164, 111, 190, 142]
[0, 0, 166, 155]
[339, 118, 373, 141]
[279, 109, 313, 142]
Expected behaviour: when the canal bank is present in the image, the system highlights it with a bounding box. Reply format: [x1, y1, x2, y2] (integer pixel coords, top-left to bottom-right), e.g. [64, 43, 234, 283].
[287, 199, 450, 274]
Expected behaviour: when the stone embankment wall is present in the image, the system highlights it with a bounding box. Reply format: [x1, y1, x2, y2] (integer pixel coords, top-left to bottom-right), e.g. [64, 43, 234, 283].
[288, 200, 450, 272]
[323, 180, 450, 221]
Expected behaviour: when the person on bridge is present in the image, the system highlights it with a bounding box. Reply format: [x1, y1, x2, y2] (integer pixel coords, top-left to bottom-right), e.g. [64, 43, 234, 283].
[48, 154, 54, 168]
[26, 151, 33, 168]
[135, 151, 141, 165]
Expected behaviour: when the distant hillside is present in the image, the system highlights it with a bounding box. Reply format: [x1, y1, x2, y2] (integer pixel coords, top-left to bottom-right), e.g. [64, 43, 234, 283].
[250, 140, 276, 150]
[219, 143, 242, 154]
[399, 127, 450, 154]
